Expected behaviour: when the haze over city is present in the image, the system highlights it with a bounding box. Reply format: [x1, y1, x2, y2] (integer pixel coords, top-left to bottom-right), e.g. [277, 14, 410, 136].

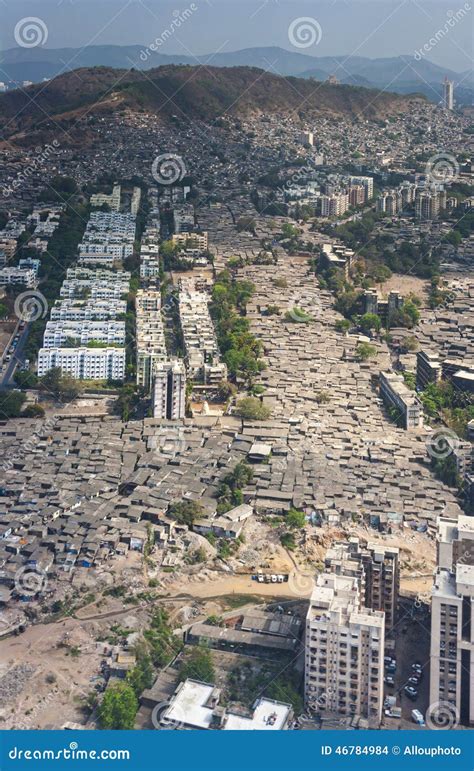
[0, 0, 472, 71]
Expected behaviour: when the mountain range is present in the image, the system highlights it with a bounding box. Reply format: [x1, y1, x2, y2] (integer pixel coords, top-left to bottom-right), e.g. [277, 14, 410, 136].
[0, 65, 425, 144]
[0, 46, 472, 105]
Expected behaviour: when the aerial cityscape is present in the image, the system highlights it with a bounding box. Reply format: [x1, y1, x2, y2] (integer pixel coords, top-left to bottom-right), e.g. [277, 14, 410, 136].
[0, 0, 473, 744]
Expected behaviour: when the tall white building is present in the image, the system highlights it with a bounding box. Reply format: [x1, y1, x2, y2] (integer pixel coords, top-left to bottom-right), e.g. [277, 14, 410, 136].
[152, 360, 186, 419]
[349, 176, 374, 201]
[135, 289, 168, 391]
[305, 573, 385, 726]
[430, 515, 474, 727]
[320, 193, 349, 217]
[443, 77, 454, 110]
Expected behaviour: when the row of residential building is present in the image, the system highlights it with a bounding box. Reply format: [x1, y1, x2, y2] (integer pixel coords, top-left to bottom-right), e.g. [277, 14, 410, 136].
[178, 278, 227, 384]
[78, 211, 136, 265]
[37, 206, 133, 380]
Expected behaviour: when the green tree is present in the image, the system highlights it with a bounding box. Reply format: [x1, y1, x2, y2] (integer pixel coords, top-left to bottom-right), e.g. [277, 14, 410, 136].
[287, 509, 306, 528]
[179, 647, 215, 684]
[97, 682, 138, 729]
[359, 313, 381, 333]
[14, 370, 38, 388]
[169, 500, 203, 527]
[114, 384, 139, 422]
[40, 367, 82, 401]
[235, 397, 271, 420]
[0, 390, 26, 418]
[22, 404, 45, 418]
[126, 648, 154, 697]
[335, 319, 351, 333]
[355, 342, 377, 361]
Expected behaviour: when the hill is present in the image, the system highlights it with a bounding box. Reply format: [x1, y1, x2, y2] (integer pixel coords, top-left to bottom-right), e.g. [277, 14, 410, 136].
[0, 45, 469, 104]
[0, 64, 426, 141]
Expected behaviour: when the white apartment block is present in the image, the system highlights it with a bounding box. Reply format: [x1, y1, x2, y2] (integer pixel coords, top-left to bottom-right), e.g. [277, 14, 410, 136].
[172, 231, 208, 252]
[140, 228, 161, 280]
[152, 360, 186, 419]
[349, 175, 374, 200]
[37, 347, 125, 380]
[50, 299, 127, 322]
[0, 266, 37, 288]
[325, 537, 399, 632]
[43, 320, 125, 348]
[377, 190, 403, 215]
[131, 187, 141, 216]
[178, 281, 226, 382]
[60, 268, 130, 301]
[305, 573, 385, 727]
[140, 256, 161, 280]
[135, 290, 168, 391]
[379, 371, 423, 430]
[320, 193, 349, 217]
[90, 185, 121, 211]
[299, 130, 314, 147]
[79, 211, 136, 262]
[430, 515, 474, 727]
[174, 204, 195, 233]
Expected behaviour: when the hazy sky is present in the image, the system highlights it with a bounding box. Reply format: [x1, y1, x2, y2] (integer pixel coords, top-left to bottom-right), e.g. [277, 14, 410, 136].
[1, 0, 473, 72]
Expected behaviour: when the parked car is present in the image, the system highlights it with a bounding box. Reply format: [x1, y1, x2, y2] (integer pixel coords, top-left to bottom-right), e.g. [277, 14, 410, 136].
[404, 686, 418, 700]
[384, 675, 395, 686]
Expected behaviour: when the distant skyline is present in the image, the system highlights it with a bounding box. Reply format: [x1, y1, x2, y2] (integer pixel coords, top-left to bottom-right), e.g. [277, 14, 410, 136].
[0, 0, 472, 73]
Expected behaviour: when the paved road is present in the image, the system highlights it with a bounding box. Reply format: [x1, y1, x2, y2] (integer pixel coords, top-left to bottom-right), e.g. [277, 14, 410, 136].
[0, 322, 30, 387]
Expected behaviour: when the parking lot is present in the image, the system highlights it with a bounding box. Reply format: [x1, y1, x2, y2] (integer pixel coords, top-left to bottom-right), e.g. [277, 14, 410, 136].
[382, 598, 431, 728]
